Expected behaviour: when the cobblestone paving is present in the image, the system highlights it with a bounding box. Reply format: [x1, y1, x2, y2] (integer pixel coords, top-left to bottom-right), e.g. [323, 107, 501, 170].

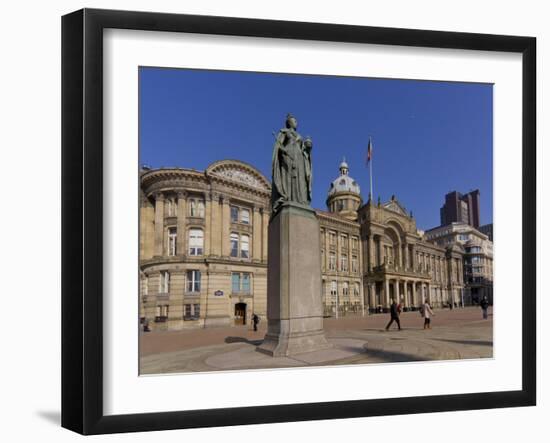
[140, 307, 493, 375]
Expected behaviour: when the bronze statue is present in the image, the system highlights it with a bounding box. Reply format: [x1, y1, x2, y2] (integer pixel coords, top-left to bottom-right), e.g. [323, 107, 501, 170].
[271, 114, 313, 213]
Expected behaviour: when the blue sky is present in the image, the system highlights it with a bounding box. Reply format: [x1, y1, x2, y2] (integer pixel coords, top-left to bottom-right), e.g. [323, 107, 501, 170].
[139, 67, 493, 230]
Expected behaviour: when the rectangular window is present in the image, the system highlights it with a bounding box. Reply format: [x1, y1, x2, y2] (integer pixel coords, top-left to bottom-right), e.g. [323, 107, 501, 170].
[240, 234, 249, 258]
[242, 273, 250, 293]
[184, 303, 200, 320]
[168, 227, 177, 256]
[329, 232, 336, 245]
[352, 255, 358, 273]
[231, 272, 251, 293]
[241, 209, 250, 224]
[189, 198, 205, 217]
[188, 229, 203, 256]
[341, 255, 348, 272]
[155, 305, 169, 322]
[329, 253, 336, 271]
[230, 233, 239, 257]
[231, 273, 240, 293]
[159, 271, 170, 293]
[166, 198, 177, 216]
[186, 270, 201, 293]
[230, 206, 239, 223]
[321, 249, 325, 270]
[330, 281, 337, 296]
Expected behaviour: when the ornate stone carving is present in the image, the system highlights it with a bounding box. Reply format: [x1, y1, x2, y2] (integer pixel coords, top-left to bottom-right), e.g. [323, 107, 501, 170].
[215, 168, 264, 189]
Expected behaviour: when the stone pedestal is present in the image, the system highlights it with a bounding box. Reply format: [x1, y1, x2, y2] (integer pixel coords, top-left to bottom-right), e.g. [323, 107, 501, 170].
[257, 202, 331, 356]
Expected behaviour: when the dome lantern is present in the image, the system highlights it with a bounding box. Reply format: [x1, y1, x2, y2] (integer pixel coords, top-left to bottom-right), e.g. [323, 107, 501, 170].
[326, 158, 362, 221]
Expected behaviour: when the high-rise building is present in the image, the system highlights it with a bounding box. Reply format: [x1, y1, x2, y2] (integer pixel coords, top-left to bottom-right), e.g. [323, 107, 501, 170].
[440, 190, 481, 228]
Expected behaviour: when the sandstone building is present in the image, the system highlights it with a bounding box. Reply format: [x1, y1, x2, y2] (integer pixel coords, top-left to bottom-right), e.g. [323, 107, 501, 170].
[139, 159, 487, 331]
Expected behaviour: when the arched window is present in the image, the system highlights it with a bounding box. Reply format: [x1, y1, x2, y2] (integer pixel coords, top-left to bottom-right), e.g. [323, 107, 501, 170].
[342, 281, 349, 296]
[188, 229, 204, 256]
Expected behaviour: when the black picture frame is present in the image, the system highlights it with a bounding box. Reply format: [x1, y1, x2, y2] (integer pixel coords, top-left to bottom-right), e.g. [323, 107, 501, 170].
[61, 8, 536, 435]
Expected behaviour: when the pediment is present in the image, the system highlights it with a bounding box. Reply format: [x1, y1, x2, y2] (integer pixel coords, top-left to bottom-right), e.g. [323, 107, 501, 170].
[206, 160, 271, 191]
[382, 199, 408, 216]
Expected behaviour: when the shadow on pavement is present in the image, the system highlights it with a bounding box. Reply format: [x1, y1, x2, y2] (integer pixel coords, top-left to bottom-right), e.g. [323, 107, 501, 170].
[432, 338, 493, 347]
[224, 336, 263, 346]
[366, 348, 431, 362]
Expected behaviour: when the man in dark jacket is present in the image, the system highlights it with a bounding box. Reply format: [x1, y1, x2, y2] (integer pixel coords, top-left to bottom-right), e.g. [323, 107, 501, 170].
[252, 313, 260, 331]
[385, 299, 402, 331]
[480, 297, 490, 320]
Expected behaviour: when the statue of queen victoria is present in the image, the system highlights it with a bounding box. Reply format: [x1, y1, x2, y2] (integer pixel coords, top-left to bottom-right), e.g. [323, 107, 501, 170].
[271, 113, 313, 214]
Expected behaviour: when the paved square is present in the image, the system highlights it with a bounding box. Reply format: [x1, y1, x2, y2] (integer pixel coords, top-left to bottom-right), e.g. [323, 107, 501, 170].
[140, 306, 492, 374]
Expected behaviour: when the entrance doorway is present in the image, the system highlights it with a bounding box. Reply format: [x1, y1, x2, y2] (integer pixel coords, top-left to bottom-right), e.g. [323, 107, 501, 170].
[234, 302, 247, 325]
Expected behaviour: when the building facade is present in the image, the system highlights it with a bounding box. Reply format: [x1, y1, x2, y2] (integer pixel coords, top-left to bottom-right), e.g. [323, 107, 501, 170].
[139, 160, 271, 330]
[425, 222, 494, 304]
[139, 159, 470, 331]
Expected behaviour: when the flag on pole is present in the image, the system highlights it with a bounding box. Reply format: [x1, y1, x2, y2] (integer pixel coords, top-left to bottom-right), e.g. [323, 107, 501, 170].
[367, 136, 374, 201]
[366, 137, 373, 165]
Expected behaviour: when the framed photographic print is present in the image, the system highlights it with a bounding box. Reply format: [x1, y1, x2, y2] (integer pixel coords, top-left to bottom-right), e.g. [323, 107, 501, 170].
[61, 8, 536, 435]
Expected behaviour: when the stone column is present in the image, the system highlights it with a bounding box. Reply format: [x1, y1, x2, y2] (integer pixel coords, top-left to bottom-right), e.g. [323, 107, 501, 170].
[153, 193, 165, 256]
[396, 280, 402, 304]
[336, 232, 341, 271]
[369, 282, 376, 309]
[262, 208, 269, 262]
[367, 235, 374, 271]
[204, 193, 212, 256]
[221, 196, 230, 258]
[253, 206, 262, 262]
[412, 281, 417, 306]
[324, 229, 330, 271]
[209, 192, 221, 257]
[384, 279, 390, 307]
[176, 191, 187, 256]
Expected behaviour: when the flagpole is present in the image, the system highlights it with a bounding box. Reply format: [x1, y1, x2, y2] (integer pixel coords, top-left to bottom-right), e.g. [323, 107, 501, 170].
[369, 136, 373, 201]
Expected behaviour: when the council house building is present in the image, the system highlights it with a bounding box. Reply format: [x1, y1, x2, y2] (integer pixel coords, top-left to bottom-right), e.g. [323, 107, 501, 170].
[139, 158, 478, 331]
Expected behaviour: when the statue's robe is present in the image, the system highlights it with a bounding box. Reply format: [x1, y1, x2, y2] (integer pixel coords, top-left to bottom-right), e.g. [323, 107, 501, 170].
[271, 127, 312, 213]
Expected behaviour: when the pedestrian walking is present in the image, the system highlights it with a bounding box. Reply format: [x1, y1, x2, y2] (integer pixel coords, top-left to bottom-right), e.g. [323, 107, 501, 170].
[385, 299, 401, 331]
[421, 301, 434, 330]
[480, 296, 490, 319]
[252, 313, 260, 331]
